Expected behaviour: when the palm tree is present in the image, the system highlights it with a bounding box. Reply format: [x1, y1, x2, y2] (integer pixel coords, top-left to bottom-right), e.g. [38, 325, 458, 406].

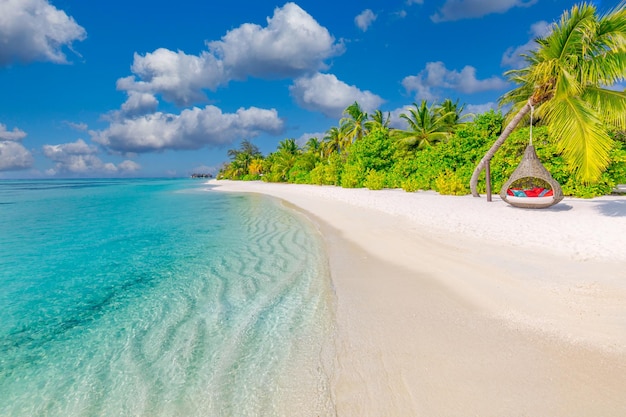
[470, 2, 626, 196]
[248, 158, 264, 176]
[437, 98, 471, 130]
[391, 100, 455, 150]
[225, 139, 262, 177]
[304, 137, 323, 157]
[365, 109, 391, 134]
[271, 138, 301, 181]
[227, 139, 261, 160]
[277, 138, 300, 155]
[322, 126, 344, 157]
[340, 101, 369, 144]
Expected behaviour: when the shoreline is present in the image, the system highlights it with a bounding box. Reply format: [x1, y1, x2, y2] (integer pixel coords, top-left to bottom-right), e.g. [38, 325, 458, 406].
[207, 180, 626, 416]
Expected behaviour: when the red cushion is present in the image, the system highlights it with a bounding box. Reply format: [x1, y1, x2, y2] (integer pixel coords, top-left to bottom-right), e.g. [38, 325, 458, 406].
[524, 188, 540, 197]
[544, 189, 553, 197]
[507, 189, 514, 196]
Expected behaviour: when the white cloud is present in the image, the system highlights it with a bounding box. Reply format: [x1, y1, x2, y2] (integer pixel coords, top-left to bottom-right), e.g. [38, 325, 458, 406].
[388, 106, 411, 129]
[0, 141, 34, 171]
[65, 121, 89, 132]
[117, 49, 226, 107]
[290, 73, 385, 119]
[0, 0, 86, 66]
[296, 132, 324, 147]
[465, 102, 498, 117]
[42, 139, 140, 175]
[431, 0, 538, 23]
[0, 123, 27, 141]
[118, 3, 343, 107]
[396, 10, 408, 19]
[0, 123, 33, 171]
[355, 9, 377, 32]
[117, 160, 141, 172]
[209, 2, 342, 79]
[92, 105, 284, 153]
[402, 61, 508, 101]
[119, 91, 159, 118]
[43, 139, 110, 174]
[502, 20, 552, 68]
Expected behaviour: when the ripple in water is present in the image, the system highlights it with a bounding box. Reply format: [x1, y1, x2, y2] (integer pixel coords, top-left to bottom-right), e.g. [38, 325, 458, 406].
[0, 180, 336, 416]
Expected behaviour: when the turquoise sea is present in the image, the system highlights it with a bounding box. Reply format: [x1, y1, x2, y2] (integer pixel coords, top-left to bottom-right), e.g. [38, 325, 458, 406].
[0, 179, 336, 417]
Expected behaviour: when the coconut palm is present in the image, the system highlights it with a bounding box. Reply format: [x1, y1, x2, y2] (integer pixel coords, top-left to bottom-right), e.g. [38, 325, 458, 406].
[271, 138, 301, 180]
[340, 101, 369, 144]
[225, 139, 262, 178]
[391, 100, 455, 150]
[470, 2, 626, 196]
[304, 137, 323, 157]
[437, 98, 471, 130]
[248, 158, 264, 176]
[277, 138, 300, 155]
[227, 139, 261, 160]
[322, 126, 344, 157]
[365, 109, 391, 134]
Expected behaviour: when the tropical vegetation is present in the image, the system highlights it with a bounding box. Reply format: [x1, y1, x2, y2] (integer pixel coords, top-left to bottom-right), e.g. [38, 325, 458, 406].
[218, 3, 626, 199]
[470, 1, 626, 196]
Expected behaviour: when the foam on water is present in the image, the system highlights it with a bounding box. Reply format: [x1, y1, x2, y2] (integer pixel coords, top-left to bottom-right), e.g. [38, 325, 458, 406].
[0, 179, 336, 416]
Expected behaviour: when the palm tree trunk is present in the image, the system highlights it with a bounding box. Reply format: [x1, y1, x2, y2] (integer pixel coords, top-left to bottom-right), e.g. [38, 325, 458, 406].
[470, 99, 534, 197]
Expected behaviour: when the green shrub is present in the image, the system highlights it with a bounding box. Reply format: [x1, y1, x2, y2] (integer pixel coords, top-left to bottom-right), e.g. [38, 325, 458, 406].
[346, 130, 396, 172]
[401, 177, 421, 192]
[364, 170, 386, 190]
[241, 174, 261, 181]
[309, 164, 325, 185]
[434, 170, 469, 195]
[340, 164, 364, 188]
[324, 153, 343, 185]
[262, 171, 283, 182]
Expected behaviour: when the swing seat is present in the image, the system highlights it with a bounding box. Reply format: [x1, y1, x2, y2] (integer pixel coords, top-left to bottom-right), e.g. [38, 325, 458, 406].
[500, 145, 563, 209]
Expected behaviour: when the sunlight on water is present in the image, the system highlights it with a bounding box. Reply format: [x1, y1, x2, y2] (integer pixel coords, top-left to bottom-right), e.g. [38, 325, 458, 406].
[0, 179, 336, 416]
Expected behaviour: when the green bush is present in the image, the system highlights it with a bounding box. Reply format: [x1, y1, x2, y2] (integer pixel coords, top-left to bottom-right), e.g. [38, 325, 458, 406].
[309, 164, 325, 185]
[261, 171, 283, 182]
[401, 177, 421, 192]
[340, 164, 364, 188]
[434, 170, 469, 195]
[241, 174, 261, 181]
[324, 153, 343, 185]
[346, 130, 396, 172]
[364, 170, 386, 190]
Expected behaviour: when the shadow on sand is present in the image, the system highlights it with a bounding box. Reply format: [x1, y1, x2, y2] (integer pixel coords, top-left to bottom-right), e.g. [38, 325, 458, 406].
[594, 199, 626, 217]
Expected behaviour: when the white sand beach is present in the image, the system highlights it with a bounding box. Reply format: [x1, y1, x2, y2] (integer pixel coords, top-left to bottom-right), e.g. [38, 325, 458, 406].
[208, 180, 626, 417]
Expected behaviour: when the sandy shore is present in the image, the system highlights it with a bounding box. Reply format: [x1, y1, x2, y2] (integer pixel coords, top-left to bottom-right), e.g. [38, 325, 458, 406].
[207, 180, 626, 417]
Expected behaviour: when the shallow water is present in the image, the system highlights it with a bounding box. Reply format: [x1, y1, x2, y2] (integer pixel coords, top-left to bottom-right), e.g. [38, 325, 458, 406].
[0, 179, 336, 416]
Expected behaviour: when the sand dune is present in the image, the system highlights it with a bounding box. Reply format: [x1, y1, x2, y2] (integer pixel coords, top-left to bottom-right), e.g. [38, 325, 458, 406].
[208, 180, 626, 417]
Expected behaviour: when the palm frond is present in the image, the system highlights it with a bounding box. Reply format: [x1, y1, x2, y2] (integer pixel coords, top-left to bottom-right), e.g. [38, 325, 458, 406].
[583, 86, 626, 129]
[543, 96, 613, 181]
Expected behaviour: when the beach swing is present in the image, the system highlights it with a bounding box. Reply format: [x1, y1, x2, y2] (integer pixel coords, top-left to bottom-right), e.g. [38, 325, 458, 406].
[500, 105, 564, 209]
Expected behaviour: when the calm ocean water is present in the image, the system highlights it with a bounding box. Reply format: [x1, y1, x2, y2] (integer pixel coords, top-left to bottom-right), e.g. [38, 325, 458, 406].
[0, 179, 336, 417]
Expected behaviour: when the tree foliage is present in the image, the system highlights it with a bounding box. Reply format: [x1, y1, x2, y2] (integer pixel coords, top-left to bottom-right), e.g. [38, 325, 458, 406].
[218, 97, 625, 197]
[471, 1, 626, 196]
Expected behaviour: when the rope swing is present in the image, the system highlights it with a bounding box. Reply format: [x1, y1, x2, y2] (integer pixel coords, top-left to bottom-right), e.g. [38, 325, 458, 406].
[499, 104, 564, 209]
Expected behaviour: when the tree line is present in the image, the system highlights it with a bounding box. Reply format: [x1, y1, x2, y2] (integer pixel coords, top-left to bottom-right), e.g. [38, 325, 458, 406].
[218, 3, 626, 198]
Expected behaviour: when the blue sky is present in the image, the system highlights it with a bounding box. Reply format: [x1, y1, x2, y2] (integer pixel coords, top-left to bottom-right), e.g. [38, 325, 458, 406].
[0, 0, 607, 178]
